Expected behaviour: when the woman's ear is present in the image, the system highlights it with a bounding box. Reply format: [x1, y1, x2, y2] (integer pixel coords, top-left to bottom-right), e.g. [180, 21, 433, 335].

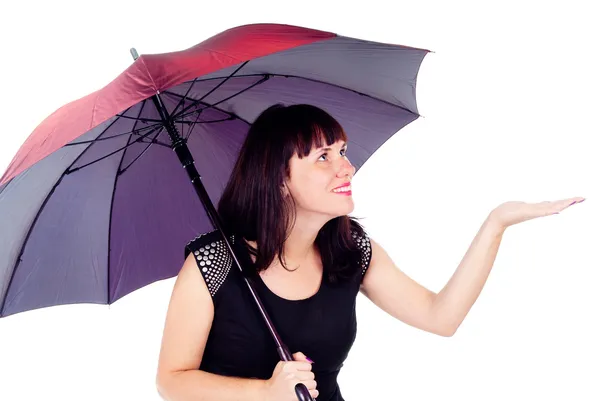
[281, 182, 289, 197]
[281, 169, 293, 198]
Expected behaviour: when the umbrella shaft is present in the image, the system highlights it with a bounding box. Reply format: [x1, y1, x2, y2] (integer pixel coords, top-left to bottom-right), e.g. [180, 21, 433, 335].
[144, 84, 314, 400]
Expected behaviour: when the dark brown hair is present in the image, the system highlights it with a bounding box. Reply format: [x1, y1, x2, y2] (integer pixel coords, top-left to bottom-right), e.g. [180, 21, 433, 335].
[217, 104, 367, 284]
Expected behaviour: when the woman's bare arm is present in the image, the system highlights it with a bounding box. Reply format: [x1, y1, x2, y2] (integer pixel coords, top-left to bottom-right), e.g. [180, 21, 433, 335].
[155, 253, 267, 401]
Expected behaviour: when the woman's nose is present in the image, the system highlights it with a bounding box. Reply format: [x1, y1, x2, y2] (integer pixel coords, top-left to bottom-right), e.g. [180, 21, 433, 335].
[337, 158, 355, 178]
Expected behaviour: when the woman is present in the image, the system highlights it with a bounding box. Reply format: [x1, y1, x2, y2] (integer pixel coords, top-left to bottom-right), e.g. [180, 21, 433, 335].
[155, 104, 584, 401]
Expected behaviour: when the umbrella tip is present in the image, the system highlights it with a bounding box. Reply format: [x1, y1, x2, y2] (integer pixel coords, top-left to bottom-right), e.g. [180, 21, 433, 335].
[130, 48, 139, 61]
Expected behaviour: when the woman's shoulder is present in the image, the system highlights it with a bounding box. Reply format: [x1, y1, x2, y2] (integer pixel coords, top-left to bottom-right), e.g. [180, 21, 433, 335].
[184, 229, 238, 298]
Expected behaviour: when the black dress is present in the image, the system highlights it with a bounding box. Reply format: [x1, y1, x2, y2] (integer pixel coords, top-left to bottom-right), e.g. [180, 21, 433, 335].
[184, 227, 372, 401]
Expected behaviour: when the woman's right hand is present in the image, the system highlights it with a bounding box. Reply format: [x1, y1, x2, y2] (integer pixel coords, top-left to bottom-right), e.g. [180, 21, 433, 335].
[264, 352, 318, 400]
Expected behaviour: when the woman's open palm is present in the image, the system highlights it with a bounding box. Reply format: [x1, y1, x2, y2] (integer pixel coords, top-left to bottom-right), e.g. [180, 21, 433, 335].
[490, 197, 586, 229]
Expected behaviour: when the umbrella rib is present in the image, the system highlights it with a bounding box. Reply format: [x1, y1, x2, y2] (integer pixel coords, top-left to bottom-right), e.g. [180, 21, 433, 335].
[164, 91, 251, 126]
[277, 73, 418, 116]
[170, 76, 201, 118]
[174, 61, 250, 118]
[105, 101, 149, 303]
[176, 116, 235, 125]
[114, 114, 164, 124]
[65, 127, 162, 175]
[183, 105, 207, 141]
[137, 139, 171, 148]
[0, 169, 70, 315]
[180, 116, 236, 141]
[64, 122, 164, 146]
[162, 91, 249, 142]
[182, 75, 269, 118]
[175, 72, 419, 118]
[118, 127, 166, 175]
[0, 177, 61, 315]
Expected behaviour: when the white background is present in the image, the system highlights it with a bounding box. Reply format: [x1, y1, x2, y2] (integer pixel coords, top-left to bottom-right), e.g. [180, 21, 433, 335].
[1, 0, 598, 400]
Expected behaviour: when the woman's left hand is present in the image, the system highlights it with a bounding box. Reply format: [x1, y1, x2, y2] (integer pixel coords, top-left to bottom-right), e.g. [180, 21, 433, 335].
[489, 196, 586, 230]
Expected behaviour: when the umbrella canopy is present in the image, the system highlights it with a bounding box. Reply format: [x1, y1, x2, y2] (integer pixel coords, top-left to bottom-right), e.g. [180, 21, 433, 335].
[0, 23, 430, 318]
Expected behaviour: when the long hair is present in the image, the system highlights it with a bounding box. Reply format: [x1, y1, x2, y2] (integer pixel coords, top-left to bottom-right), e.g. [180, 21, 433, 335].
[217, 104, 367, 284]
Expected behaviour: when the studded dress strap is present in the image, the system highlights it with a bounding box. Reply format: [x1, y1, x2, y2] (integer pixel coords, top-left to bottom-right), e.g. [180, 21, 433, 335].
[351, 229, 372, 277]
[185, 231, 235, 297]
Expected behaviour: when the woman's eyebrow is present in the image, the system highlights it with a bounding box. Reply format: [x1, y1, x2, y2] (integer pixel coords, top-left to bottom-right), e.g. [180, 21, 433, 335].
[315, 142, 348, 152]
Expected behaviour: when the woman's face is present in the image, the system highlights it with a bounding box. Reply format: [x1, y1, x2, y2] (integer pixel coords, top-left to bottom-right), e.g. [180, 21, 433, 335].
[284, 138, 356, 219]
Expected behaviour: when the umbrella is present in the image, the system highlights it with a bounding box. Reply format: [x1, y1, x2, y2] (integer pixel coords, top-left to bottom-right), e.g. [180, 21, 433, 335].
[0, 23, 430, 400]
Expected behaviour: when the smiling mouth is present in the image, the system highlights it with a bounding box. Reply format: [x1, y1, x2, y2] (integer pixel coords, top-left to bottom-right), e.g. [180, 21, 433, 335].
[332, 185, 352, 195]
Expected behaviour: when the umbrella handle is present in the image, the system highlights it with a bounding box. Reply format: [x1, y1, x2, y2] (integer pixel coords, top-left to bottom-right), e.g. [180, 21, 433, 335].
[277, 346, 315, 401]
[294, 384, 314, 401]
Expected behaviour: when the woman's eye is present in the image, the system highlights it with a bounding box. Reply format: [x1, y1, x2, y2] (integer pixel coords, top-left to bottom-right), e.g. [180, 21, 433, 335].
[318, 148, 347, 161]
